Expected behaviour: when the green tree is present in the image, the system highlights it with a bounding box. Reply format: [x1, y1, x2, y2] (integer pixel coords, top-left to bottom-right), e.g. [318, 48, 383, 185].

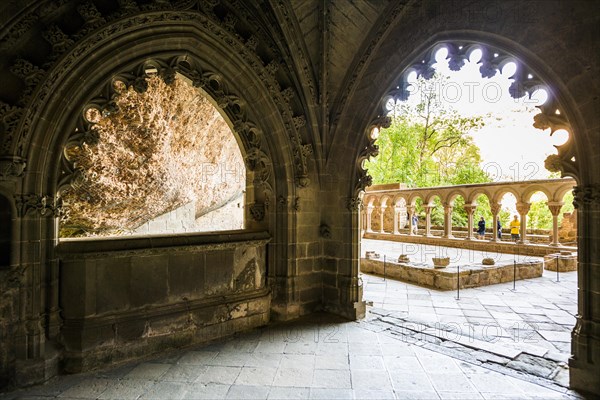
[365, 74, 487, 188]
[365, 74, 490, 227]
[528, 199, 553, 230]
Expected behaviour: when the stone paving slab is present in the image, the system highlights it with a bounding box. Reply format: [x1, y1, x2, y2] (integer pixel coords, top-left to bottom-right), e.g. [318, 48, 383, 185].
[0, 312, 583, 400]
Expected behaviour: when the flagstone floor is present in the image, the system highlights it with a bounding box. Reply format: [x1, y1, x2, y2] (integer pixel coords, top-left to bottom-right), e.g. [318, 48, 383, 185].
[0, 241, 581, 400]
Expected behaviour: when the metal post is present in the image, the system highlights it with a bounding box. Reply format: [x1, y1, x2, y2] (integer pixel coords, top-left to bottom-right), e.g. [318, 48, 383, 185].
[513, 259, 516, 291]
[383, 254, 386, 281]
[456, 264, 460, 300]
[556, 254, 559, 282]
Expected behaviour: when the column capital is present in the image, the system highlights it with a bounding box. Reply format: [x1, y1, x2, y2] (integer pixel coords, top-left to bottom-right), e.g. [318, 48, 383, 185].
[490, 202, 502, 216]
[407, 205, 416, 214]
[516, 202, 531, 215]
[547, 201, 564, 216]
[463, 204, 476, 215]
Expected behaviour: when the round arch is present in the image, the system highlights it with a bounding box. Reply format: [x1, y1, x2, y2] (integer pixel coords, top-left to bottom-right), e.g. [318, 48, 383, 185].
[522, 185, 553, 203]
[492, 188, 521, 204]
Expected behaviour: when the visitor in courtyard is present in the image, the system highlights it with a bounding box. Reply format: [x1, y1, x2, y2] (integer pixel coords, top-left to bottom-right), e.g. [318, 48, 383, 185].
[497, 219, 502, 239]
[412, 214, 418, 234]
[510, 215, 520, 241]
[477, 217, 486, 239]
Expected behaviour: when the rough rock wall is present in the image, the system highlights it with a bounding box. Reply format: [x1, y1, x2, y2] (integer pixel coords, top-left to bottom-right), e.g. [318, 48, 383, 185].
[60, 75, 245, 237]
[133, 195, 244, 235]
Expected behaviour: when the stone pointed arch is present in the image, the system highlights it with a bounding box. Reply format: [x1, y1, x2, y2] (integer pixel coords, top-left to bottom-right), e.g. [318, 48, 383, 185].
[6, 11, 313, 378]
[336, 22, 597, 395]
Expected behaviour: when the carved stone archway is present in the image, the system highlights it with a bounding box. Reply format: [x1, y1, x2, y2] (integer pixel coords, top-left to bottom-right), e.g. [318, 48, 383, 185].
[348, 34, 597, 395]
[3, 7, 313, 384]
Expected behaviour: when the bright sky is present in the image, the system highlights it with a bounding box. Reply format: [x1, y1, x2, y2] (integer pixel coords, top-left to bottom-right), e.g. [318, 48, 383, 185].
[391, 47, 569, 184]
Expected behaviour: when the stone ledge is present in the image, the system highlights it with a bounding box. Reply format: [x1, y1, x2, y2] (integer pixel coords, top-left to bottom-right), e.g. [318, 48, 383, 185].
[364, 232, 576, 258]
[58, 230, 270, 257]
[360, 258, 543, 290]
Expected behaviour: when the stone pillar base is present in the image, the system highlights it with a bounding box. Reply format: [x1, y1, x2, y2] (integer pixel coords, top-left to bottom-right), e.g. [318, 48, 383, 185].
[14, 342, 60, 388]
[543, 253, 577, 271]
[570, 358, 600, 396]
[569, 318, 600, 396]
[323, 300, 366, 320]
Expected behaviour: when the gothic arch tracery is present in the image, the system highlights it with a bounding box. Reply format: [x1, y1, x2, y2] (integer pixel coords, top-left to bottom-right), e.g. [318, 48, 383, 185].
[356, 40, 580, 200]
[0, 1, 315, 191]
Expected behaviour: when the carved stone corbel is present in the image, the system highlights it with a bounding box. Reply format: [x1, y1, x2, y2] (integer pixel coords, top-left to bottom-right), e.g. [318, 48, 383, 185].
[15, 194, 62, 218]
[0, 156, 26, 180]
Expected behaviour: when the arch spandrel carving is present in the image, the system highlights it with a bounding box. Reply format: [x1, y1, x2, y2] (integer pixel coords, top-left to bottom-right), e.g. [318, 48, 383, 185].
[1, 4, 314, 191]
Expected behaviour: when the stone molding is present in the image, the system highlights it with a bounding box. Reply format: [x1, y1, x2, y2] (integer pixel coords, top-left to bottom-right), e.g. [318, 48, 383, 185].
[352, 39, 580, 201]
[57, 230, 271, 259]
[61, 287, 270, 328]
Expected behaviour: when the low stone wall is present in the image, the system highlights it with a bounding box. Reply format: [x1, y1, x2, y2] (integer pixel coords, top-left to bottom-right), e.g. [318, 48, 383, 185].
[363, 232, 574, 257]
[360, 258, 543, 290]
[544, 252, 578, 272]
[58, 230, 271, 373]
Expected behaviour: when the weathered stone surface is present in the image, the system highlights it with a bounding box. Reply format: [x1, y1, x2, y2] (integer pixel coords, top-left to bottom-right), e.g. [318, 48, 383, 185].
[543, 253, 577, 272]
[60, 76, 245, 237]
[432, 257, 450, 268]
[506, 353, 558, 378]
[0, 0, 599, 395]
[360, 258, 543, 290]
[57, 232, 270, 372]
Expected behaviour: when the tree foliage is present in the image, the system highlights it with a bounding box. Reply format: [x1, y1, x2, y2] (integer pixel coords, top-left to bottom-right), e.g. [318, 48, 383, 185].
[365, 75, 489, 227]
[366, 75, 487, 189]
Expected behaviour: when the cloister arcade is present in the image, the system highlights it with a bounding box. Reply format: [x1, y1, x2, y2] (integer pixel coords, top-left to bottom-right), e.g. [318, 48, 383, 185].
[362, 178, 576, 248]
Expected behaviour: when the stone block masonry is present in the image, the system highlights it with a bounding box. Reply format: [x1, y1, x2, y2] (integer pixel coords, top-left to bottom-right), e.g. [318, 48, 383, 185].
[544, 252, 577, 272]
[57, 231, 271, 373]
[360, 258, 543, 290]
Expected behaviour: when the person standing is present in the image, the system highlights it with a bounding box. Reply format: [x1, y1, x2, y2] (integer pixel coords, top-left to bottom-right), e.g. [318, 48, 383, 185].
[412, 214, 418, 234]
[477, 217, 486, 239]
[497, 218, 502, 239]
[510, 215, 520, 241]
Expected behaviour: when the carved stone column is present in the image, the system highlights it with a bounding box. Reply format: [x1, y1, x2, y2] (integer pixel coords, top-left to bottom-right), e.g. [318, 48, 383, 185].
[408, 205, 416, 236]
[379, 206, 386, 233]
[393, 205, 401, 234]
[569, 184, 600, 396]
[443, 203, 453, 238]
[12, 193, 62, 386]
[423, 205, 433, 237]
[463, 204, 476, 240]
[547, 202, 564, 246]
[490, 202, 502, 242]
[516, 202, 531, 244]
[366, 205, 374, 233]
